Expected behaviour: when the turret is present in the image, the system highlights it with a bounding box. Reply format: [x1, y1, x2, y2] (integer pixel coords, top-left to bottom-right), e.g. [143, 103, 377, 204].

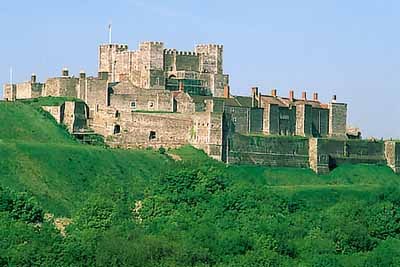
[195, 44, 223, 74]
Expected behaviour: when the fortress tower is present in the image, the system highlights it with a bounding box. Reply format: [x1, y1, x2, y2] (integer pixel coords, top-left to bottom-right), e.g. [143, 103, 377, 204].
[138, 41, 165, 89]
[97, 41, 229, 96]
[195, 44, 223, 74]
[98, 44, 129, 83]
[195, 44, 228, 97]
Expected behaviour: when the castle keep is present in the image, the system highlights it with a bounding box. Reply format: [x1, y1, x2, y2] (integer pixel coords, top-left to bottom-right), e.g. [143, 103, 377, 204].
[3, 40, 400, 174]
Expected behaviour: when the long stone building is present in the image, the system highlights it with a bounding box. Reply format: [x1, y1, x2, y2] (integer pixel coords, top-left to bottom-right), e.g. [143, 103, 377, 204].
[3, 40, 400, 173]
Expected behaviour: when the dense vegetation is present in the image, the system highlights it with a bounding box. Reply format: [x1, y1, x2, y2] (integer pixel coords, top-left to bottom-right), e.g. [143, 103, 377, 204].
[1, 100, 400, 266]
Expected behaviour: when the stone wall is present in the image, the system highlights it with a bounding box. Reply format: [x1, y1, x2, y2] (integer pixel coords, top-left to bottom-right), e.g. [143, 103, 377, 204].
[15, 82, 33, 99]
[329, 103, 347, 138]
[316, 138, 386, 165]
[278, 106, 296, 135]
[225, 106, 251, 134]
[31, 83, 44, 98]
[104, 111, 193, 149]
[263, 103, 280, 135]
[62, 101, 89, 133]
[109, 89, 172, 113]
[190, 112, 223, 160]
[312, 107, 329, 137]
[195, 44, 223, 74]
[308, 138, 330, 174]
[227, 134, 310, 168]
[43, 77, 79, 97]
[79, 77, 108, 114]
[249, 108, 263, 133]
[42, 101, 89, 133]
[385, 141, 400, 173]
[164, 50, 200, 72]
[3, 84, 16, 101]
[42, 105, 63, 123]
[98, 44, 129, 83]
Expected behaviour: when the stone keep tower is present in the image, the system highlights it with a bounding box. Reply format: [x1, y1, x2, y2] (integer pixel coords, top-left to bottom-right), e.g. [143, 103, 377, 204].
[195, 44, 228, 97]
[98, 44, 129, 83]
[138, 41, 165, 89]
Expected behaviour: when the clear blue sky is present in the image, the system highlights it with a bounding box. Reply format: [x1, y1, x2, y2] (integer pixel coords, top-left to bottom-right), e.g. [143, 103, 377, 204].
[1, 0, 399, 138]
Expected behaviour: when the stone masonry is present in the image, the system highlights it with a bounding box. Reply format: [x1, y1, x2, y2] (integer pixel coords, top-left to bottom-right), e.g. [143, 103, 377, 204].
[3, 39, 399, 174]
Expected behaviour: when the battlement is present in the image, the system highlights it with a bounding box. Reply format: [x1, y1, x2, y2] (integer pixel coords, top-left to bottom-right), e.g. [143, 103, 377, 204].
[196, 44, 223, 49]
[164, 49, 177, 54]
[99, 43, 129, 50]
[164, 49, 198, 56]
[141, 41, 164, 46]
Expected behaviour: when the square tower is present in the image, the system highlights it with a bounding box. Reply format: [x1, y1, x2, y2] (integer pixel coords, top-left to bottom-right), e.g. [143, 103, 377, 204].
[98, 44, 129, 83]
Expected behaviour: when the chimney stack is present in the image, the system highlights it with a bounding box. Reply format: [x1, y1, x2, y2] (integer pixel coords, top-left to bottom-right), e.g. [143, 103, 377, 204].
[179, 81, 184, 92]
[251, 87, 258, 107]
[251, 87, 259, 97]
[224, 85, 230, 98]
[271, 89, 277, 97]
[313, 92, 318, 101]
[79, 70, 86, 79]
[301, 91, 307, 100]
[62, 68, 69, 77]
[31, 73, 37, 83]
[289, 90, 294, 101]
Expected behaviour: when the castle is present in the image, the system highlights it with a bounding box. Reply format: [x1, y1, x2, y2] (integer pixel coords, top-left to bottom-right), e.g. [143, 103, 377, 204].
[3, 41, 400, 174]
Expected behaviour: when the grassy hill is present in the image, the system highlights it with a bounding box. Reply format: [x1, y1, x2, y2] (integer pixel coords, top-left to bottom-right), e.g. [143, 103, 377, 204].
[0, 100, 176, 215]
[1, 99, 400, 266]
[1, 99, 399, 214]
[0, 100, 75, 143]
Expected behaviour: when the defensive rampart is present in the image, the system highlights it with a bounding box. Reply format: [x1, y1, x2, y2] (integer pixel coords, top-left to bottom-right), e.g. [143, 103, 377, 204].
[227, 134, 400, 174]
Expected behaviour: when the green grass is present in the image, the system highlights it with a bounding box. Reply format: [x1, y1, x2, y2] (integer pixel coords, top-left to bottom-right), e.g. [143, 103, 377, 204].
[1, 99, 400, 218]
[19, 96, 82, 107]
[0, 101, 75, 144]
[0, 142, 173, 216]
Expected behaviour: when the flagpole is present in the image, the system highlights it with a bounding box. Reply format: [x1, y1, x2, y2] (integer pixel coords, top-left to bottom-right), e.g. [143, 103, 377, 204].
[9, 67, 13, 85]
[108, 22, 112, 44]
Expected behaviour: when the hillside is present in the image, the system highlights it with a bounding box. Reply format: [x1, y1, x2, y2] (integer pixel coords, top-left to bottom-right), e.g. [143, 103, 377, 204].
[1, 99, 400, 266]
[0, 100, 75, 144]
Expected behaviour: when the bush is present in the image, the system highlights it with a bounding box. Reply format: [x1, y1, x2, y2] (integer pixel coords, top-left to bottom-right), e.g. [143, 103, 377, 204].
[158, 146, 166, 155]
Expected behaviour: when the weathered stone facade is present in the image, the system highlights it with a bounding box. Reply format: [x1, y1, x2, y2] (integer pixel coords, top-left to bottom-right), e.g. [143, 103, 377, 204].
[5, 39, 397, 174]
[42, 101, 89, 133]
[98, 41, 229, 97]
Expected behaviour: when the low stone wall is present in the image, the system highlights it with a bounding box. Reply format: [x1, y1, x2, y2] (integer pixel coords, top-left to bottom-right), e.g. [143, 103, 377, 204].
[318, 138, 386, 165]
[309, 138, 387, 174]
[106, 112, 193, 149]
[227, 134, 310, 168]
[228, 134, 400, 174]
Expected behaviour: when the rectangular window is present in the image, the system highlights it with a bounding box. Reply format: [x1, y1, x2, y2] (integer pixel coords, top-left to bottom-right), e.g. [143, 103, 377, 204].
[148, 101, 154, 109]
[130, 101, 136, 109]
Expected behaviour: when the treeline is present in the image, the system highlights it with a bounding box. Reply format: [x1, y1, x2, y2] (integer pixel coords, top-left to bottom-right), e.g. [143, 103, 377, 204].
[2, 165, 400, 266]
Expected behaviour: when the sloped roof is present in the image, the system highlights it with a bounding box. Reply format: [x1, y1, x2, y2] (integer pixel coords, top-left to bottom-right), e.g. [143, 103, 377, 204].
[190, 95, 256, 108]
[110, 81, 141, 94]
[234, 96, 254, 108]
[261, 94, 327, 109]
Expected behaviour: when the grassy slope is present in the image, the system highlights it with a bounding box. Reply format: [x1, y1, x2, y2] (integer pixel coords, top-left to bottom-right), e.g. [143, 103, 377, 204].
[0, 101, 75, 143]
[0, 101, 173, 215]
[1, 99, 399, 217]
